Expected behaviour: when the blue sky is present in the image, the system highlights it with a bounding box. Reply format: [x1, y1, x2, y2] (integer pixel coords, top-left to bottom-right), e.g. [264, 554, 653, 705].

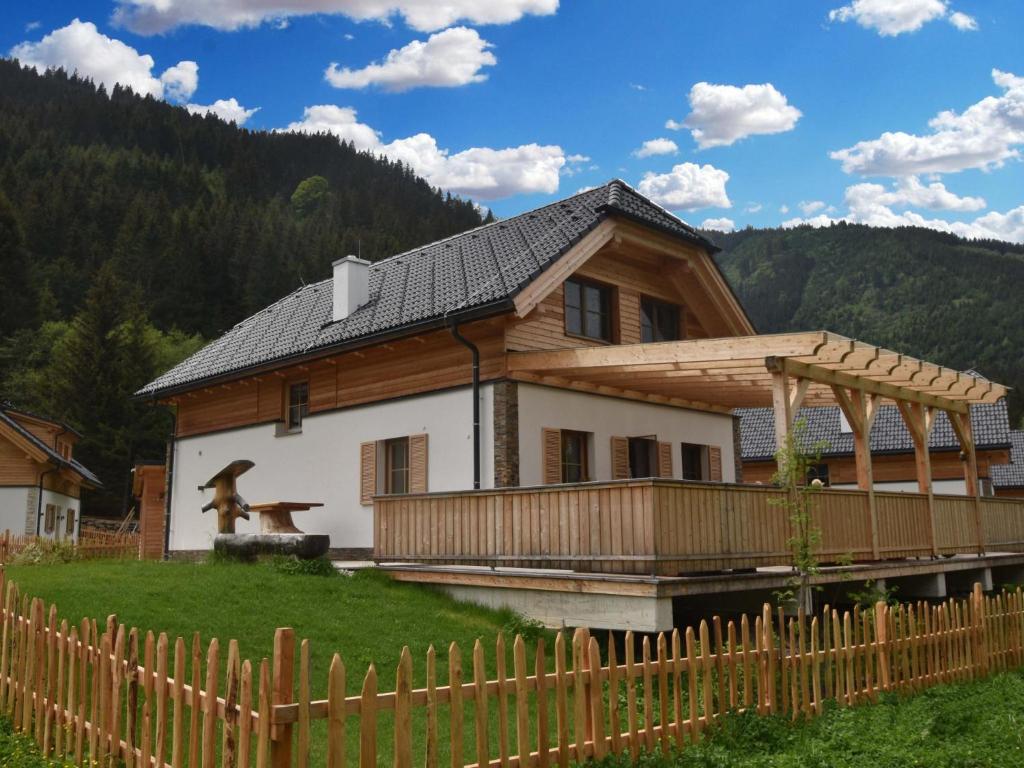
[3, 1, 1024, 240]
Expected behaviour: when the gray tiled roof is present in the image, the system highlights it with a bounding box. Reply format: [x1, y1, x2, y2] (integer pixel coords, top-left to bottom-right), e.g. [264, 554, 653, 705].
[992, 431, 1024, 489]
[138, 180, 716, 397]
[737, 401, 1011, 462]
[0, 405, 101, 486]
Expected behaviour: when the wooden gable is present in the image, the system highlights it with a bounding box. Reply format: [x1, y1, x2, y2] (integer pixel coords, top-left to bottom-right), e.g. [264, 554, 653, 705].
[505, 218, 753, 353]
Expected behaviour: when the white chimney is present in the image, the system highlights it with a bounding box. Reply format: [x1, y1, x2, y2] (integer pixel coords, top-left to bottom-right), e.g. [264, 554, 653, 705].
[332, 255, 371, 322]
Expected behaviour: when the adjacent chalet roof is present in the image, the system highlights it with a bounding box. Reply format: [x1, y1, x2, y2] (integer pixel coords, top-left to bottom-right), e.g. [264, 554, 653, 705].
[993, 431, 1024, 489]
[738, 400, 1011, 462]
[138, 180, 719, 398]
[0, 402, 100, 486]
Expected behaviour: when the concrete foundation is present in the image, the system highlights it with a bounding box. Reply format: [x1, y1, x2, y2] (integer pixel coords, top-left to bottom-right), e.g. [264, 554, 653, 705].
[946, 567, 993, 594]
[438, 583, 674, 632]
[889, 572, 947, 598]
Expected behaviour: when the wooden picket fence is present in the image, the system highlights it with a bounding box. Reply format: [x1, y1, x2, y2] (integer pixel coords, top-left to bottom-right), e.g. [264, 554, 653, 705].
[0, 529, 140, 562]
[1, 567, 1023, 768]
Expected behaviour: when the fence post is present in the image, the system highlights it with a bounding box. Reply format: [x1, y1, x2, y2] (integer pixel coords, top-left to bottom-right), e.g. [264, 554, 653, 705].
[972, 583, 987, 677]
[271, 627, 295, 768]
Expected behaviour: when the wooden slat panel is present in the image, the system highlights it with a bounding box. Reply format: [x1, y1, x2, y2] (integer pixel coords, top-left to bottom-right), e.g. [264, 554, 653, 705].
[542, 429, 562, 486]
[610, 437, 629, 480]
[360, 442, 377, 506]
[657, 442, 673, 479]
[410, 434, 428, 494]
[708, 447, 723, 482]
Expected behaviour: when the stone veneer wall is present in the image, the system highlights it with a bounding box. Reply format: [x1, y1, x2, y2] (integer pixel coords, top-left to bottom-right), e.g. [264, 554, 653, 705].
[732, 414, 744, 484]
[493, 380, 520, 488]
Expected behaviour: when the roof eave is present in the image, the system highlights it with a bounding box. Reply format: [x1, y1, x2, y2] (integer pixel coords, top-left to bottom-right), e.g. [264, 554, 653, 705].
[134, 296, 517, 401]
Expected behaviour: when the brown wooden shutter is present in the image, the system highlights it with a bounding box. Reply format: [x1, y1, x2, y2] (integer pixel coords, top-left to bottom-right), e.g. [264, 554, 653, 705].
[410, 433, 428, 494]
[709, 446, 723, 481]
[542, 428, 562, 485]
[610, 436, 630, 480]
[657, 442, 673, 478]
[360, 441, 377, 505]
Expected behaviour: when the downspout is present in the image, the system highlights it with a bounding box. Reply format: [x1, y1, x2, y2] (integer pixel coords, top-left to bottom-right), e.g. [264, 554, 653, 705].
[36, 425, 68, 536]
[448, 319, 481, 489]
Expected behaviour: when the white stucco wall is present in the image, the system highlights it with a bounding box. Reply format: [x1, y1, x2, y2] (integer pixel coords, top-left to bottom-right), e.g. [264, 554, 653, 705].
[40, 489, 81, 542]
[0, 487, 31, 537]
[515, 383, 738, 485]
[168, 385, 493, 552]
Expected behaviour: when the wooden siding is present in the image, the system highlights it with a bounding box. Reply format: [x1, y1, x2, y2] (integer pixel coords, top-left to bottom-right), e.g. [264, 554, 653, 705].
[374, 479, 1024, 575]
[0, 437, 40, 485]
[743, 449, 1008, 486]
[173, 322, 505, 438]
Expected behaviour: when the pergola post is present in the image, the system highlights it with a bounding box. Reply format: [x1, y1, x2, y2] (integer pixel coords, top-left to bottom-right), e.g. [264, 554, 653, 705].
[770, 369, 810, 459]
[949, 410, 985, 555]
[897, 402, 938, 556]
[833, 386, 881, 559]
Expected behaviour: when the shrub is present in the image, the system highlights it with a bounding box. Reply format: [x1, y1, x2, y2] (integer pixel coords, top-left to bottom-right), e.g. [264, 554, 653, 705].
[10, 541, 80, 566]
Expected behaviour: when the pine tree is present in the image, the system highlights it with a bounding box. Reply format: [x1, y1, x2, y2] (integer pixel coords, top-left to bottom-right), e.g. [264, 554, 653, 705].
[0, 190, 37, 336]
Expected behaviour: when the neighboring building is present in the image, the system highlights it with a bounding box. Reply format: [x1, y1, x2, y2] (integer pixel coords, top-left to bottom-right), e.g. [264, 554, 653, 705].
[0, 401, 101, 540]
[138, 181, 755, 556]
[738, 403, 1011, 495]
[993, 430, 1024, 498]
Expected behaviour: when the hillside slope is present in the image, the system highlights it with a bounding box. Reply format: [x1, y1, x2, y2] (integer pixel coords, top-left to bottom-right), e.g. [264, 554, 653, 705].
[711, 223, 1024, 424]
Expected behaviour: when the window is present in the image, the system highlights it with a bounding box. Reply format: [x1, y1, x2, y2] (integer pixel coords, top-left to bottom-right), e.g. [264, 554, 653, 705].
[640, 297, 681, 343]
[628, 437, 658, 478]
[65, 507, 76, 536]
[384, 437, 410, 495]
[564, 278, 612, 342]
[57, 440, 72, 460]
[560, 430, 590, 483]
[807, 463, 831, 487]
[286, 381, 309, 431]
[44, 504, 57, 534]
[681, 443, 708, 481]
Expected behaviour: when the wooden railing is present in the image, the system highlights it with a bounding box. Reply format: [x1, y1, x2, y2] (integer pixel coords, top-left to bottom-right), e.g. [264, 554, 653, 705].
[374, 480, 1024, 575]
[3, 566, 1024, 768]
[0, 530, 140, 562]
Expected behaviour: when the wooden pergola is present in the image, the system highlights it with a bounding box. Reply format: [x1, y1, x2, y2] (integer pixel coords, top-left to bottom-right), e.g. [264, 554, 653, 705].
[508, 331, 1009, 559]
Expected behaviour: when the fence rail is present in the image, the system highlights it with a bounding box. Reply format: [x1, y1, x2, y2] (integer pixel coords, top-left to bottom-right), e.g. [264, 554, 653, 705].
[374, 479, 1024, 574]
[1, 565, 1023, 768]
[0, 530, 140, 562]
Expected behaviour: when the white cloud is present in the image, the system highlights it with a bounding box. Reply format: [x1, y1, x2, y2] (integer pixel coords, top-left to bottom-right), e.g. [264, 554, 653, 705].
[561, 154, 592, 176]
[10, 19, 196, 100]
[112, 0, 558, 34]
[828, 0, 975, 36]
[781, 178, 1022, 242]
[799, 200, 827, 215]
[186, 98, 259, 125]
[160, 60, 198, 101]
[668, 82, 801, 149]
[344, 33, 355, 40]
[744, 203, 763, 214]
[632, 138, 678, 158]
[779, 204, 790, 214]
[629, 83, 647, 92]
[285, 105, 564, 200]
[325, 27, 495, 92]
[701, 217, 736, 232]
[948, 11, 978, 30]
[636, 162, 731, 211]
[25, 21, 41, 32]
[831, 69, 1024, 176]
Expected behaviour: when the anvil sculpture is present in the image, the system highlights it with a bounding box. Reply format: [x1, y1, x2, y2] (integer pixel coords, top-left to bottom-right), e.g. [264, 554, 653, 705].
[199, 460, 254, 534]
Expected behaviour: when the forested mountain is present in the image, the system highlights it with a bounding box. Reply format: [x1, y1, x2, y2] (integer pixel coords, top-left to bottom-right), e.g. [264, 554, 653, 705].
[710, 223, 1024, 426]
[0, 58, 484, 514]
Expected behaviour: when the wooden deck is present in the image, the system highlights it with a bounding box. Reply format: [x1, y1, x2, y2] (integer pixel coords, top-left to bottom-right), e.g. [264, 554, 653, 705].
[373, 479, 1024, 576]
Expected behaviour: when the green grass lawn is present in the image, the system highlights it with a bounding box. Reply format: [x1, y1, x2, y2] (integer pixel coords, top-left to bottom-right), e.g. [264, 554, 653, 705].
[595, 670, 1024, 768]
[3, 558, 551, 766]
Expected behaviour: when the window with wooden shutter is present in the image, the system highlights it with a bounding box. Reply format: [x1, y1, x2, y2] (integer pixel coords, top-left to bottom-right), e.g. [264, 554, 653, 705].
[610, 437, 629, 480]
[709, 446, 723, 481]
[410, 433, 428, 493]
[360, 441, 377, 505]
[542, 428, 562, 485]
[657, 442, 673, 478]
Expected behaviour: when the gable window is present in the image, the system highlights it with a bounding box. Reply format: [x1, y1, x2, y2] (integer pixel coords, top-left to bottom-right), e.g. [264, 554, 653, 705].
[44, 504, 57, 534]
[560, 430, 590, 483]
[628, 437, 658, 478]
[286, 381, 309, 431]
[640, 297, 682, 343]
[384, 437, 410, 495]
[681, 443, 708, 481]
[564, 278, 612, 342]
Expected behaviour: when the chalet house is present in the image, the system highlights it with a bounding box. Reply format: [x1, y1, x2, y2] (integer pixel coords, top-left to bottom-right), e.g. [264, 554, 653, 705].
[138, 181, 756, 555]
[993, 430, 1024, 498]
[737, 402, 1011, 495]
[0, 401, 100, 541]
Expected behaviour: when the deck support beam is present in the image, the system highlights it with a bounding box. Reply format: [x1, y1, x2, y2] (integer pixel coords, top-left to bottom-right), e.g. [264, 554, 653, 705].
[897, 401, 939, 556]
[949, 411, 985, 555]
[833, 386, 881, 559]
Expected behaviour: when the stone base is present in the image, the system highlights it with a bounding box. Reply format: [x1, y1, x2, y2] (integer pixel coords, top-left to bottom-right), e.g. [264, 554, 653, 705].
[214, 533, 330, 561]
